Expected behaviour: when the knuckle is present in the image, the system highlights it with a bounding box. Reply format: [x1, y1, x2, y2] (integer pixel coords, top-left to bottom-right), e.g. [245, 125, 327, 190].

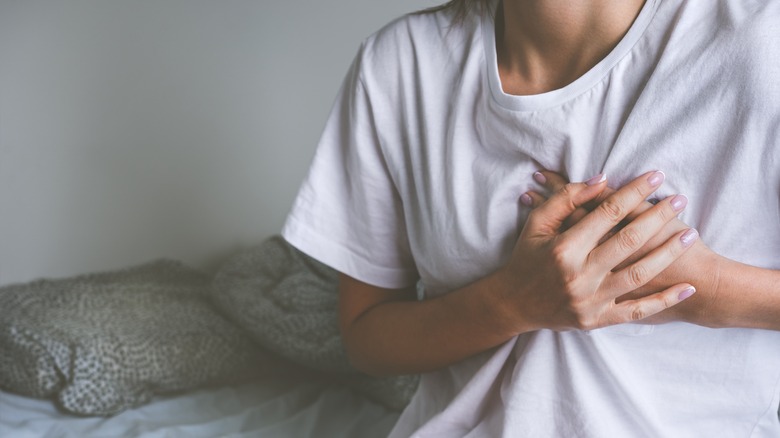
[630, 184, 647, 200]
[664, 239, 683, 258]
[571, 311, 589, 330]
[559, 183, 577, 198]
[629, 304, 646, 321]
[659, 234, 689, 264]
[550, 240, 575, 267]
[616, 227, 643, 251]
[598, 199, 625, 223]
[656, 202, 674, 221]
[574, 313, 597, 330]
[567, 296, 595, 329]
[662, 293, 677, 310]
[627, 263, 650, 287]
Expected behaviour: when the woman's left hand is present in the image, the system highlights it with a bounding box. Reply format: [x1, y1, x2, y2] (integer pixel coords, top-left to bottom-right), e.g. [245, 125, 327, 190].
[524, 170, 725, 327]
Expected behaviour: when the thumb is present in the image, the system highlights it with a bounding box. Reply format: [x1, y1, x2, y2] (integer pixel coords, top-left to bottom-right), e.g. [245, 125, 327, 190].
[525, 173, 608, 236]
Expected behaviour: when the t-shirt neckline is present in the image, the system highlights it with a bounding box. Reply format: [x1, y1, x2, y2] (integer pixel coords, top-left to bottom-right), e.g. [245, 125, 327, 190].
[482, 0, 659, 112]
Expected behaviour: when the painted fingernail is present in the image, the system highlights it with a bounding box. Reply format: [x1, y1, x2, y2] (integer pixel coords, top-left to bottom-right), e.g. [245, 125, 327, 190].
[670, 194, 688, 212]
[647, 171, 665, 187]
[678, 286, 696, 301]
[585, 173, 606, 186]
[680, 228, 699, 247]
[520, 193, 533, 206]
[533, 172, 547, 185]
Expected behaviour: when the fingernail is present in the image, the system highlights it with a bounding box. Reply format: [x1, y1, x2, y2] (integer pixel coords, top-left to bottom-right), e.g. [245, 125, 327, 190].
[678, 286, 696, 301]
[670, 194, 688, 212]
[520, 193, 533, 206]
[533, 172, 546, 185]
[680, 228, 699, 247]
[585, 173, 606, 186]
[647, 171, 665, 187]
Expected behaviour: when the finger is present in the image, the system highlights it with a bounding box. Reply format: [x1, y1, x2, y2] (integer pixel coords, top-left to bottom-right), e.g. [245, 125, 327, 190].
[524, 189, 592, 231]
[532, 170, 664, 232]
[563, 207, 590, 229]
[535, 170, 623, 221]
[596, 189, 668, 222]
[536, 170, 616, 213]
[564, 170, 665, 248]
[524, 174, 608, 236]
[609, 283, 696, 324]
[619, 195, 654, 222]
[590, 193, 689, 269]
[584, 187, 615, 212]
[533, 170, 569, 192]
[519, 191, 547, 208]
[602, 226, 699, 295]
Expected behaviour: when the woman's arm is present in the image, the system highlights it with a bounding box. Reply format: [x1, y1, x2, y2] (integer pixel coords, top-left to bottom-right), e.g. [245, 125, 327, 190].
[708, 259, 780, 330]
[339, 272, 518, 376]
[340, 172, 698, 376]
[528, 170, 780, 330]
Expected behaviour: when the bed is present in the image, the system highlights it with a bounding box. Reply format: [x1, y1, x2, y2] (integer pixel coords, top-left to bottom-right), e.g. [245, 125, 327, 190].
[0, 374, 400, 437]
[0, 236, 412, 437]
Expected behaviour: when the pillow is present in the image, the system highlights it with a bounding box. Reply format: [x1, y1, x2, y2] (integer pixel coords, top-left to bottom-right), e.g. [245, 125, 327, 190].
[210, 235, 419, 411]
[0, 260, 266, 416]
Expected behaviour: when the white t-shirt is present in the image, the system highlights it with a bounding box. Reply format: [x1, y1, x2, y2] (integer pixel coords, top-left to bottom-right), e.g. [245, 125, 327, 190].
[283, 0, 780, 436]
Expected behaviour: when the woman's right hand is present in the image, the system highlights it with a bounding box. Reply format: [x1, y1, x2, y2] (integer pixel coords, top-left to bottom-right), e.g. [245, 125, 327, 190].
[497, 171, 699, 333]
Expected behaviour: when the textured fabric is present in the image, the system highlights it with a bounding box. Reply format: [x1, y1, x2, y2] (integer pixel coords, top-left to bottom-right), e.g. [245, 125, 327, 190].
[0, 378, 401, 438]
[210, 235, 419, 411]
[282, 0, 780, 436]
[0, 260, 264, 416]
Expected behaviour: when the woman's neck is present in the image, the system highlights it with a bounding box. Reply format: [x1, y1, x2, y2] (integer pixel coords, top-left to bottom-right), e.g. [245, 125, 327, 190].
[496, 0, 646, 95]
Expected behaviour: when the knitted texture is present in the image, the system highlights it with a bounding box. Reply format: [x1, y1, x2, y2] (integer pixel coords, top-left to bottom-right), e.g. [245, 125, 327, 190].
[0, 260, 263, 416]
[211, 235, 419, 410]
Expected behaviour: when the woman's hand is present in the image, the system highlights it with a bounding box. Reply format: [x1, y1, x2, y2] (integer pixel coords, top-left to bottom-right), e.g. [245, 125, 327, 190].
[497, 171, 699, 333]
[523, 170, 723, 327]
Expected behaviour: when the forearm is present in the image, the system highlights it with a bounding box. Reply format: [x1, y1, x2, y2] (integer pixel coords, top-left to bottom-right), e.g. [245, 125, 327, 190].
[344, 173, 695, 376]
[706, 257, 780, 330]
[341, 272, 522, 377]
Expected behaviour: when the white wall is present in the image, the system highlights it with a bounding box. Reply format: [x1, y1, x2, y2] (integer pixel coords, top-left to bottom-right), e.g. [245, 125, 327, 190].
[0, 0, 429, 286]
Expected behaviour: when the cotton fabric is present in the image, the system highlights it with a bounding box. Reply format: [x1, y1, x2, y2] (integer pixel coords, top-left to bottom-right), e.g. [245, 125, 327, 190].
[283, 0, 780, 436]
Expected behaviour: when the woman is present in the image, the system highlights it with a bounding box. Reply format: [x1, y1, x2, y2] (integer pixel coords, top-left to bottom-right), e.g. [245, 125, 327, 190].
[283, 0, 780, 435]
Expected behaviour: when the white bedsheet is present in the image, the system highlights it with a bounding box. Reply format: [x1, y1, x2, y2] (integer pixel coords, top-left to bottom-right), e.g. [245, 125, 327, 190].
[0, 375, 399, 438]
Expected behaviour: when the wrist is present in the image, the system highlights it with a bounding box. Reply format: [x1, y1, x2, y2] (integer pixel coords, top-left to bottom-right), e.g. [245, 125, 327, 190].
[695, 253, 780, 330]
[684, 247, 727, 328]
[488, 267, 539, 336]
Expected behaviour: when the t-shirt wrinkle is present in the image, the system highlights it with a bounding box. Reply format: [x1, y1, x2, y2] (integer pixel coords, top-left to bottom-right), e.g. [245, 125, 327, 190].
[283, 0, 780, 436]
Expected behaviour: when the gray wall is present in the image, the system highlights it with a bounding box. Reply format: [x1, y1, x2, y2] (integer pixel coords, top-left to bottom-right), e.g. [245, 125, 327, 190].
[0, 0, 428, 286]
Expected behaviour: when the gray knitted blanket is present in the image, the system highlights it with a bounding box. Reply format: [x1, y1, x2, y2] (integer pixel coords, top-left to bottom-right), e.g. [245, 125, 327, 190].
[211, 235, 419, 410]
[0, 237, 418, 415]
[0, 260, 264, 415]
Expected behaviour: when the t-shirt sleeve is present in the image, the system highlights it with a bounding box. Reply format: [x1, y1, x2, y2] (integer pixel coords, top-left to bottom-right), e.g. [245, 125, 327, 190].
[281, 44, 418, 289]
